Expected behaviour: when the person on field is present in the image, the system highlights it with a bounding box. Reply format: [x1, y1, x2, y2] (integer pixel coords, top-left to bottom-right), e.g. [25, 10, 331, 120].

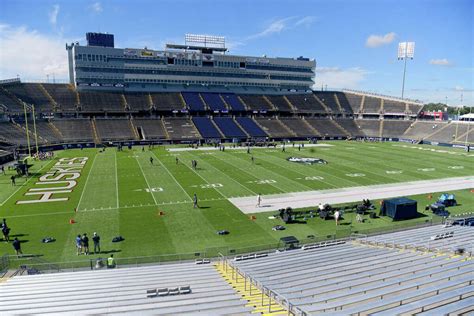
[2, 219, 10, 242]
[93, 232, 101, 254]
[256, 194, 262, 207]
[251, 156, 254, 164]
[12, 237, 22, 257]
[193, 193, 198, 209]
[10, 175, 15, 186]
[334, 210, 340, 226]
[150, 157, 154, 165]
[76, 234, 82, 255]
[107, 254, 116, 268]
[82, 233, 89, 255]
[176, 157, 179, 165]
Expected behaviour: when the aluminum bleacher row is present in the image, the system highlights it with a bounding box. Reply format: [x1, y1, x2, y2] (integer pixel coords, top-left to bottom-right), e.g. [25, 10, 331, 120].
[230, 238, 474, 315]
[0, 262, 253, 315]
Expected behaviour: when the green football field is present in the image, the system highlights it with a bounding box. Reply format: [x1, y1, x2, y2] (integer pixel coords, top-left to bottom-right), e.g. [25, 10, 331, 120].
[0, 141, 473, 266]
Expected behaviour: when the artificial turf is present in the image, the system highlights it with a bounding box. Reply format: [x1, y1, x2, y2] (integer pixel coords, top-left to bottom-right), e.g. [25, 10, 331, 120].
[0, 141, 472, 266]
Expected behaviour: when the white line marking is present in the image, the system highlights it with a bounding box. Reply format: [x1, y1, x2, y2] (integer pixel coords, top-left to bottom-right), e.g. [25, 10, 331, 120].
[77, 154, 98, 210]
[114, 151, 119, 208]
[135, 155, 158, 205]
[151, 152, 193, 201]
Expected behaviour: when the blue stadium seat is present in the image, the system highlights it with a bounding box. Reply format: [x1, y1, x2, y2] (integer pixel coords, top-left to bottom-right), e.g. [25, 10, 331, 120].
[221, 94, 246, 111]
[213, 117, 247, 138]
[182, 92, 206, 111]
[235, 117, 267, 137]
[192, 117, 222, 138]
[201, 93, 227, 111]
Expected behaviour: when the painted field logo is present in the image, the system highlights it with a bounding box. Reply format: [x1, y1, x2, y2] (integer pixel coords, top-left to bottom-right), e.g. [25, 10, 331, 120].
[287, 157, 328, 165]
[17, 157, 88, 204]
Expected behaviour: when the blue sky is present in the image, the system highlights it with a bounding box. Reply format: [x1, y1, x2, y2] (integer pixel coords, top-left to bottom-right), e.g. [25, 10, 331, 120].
[0, 0, 472, 105]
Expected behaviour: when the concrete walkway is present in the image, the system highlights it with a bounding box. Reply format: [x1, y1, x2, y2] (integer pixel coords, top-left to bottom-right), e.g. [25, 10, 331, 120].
[229, 176, 474, 214]
[167, 143, 333, 152]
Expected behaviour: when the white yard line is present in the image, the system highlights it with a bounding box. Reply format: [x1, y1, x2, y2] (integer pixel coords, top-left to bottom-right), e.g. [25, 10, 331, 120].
[114, 151, 119, 208]
[76, 154, 98, 211]
[151, 152, 193, 201]
[230, 176, 474, 214]
[0, 159, 56, 206]
[135, 155, 159, 205]
[167, 143, 334, 152]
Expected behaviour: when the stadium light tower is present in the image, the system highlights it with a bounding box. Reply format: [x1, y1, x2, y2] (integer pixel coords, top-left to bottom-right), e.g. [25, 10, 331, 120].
[398, 42, 415, 99]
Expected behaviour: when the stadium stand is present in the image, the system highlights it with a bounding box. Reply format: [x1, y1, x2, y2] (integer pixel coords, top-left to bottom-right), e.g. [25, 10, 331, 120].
[213, 117, 247, 138]
[278, 117, 317, 137]
[221, 93, 246, 111]
[201, 93, 227, 111]
[402, 121, 449, 141]
[383, 99, 407, 114]
[0, 262, 252, 315]
[124, 93, 152, 111]
[95, 119, 136, 141]
[425, 122, 470, 143]
[0, 121, 29, 145]
[134, 118, 167, 140]
[334, 118, 365, 136]
[42, 84, 78, 111]
[306, 118, 347, 137]
[17, 120, 62, 144]
[0, 87, 23, 113]
[4, 83, 54, 113]
[407, 103, 424, 115]
[286, 94, 327, 112]
[356, 119, 381, 137]
[230, 240, 474, 315]
[334, 92, 354, 114]
[344, 93, 363, 113]
[255, 117, 294, 138]
[79, 91, 125, 112]
[265, 95, 293, 112]
[51, 119, 94, 142]
[192, 116, 222, 138]
[182, 92, 207, 111]
[314, 92, 341, 113]
[235, 117, 267, 137]
[363, 96, 382, 113]
[239, 94, 273, 111]
[381, 119, 412, 138]
[163, 117, 201, 140]
[151, 93, 186, 111]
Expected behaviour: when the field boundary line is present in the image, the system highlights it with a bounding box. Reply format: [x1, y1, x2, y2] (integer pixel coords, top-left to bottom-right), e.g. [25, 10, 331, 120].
[0, 159, 57, 206]
[135, 154, 159, 205]
[76, 154, 98, 210]
[151, 151, 193, 201]
[114, 151, 119, 208]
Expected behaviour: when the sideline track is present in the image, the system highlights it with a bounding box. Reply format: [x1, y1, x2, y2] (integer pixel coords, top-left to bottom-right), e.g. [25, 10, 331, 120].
[229, 176, 474, 214]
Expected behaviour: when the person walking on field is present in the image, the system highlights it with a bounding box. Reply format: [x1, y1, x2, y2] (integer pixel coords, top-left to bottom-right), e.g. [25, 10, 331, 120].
[150, 157, 154, 165]
[82, 233, 90, 255]
[12, 237, 22, 257]
[10, 175, 15, 186]
[93, 232, 101, 254]
[2, 219, 10, 242]
[193, 193, 199, 209]
[334, 210, 340, 226]
[76, 234, 82, 255]
[256, 194, 262, 207]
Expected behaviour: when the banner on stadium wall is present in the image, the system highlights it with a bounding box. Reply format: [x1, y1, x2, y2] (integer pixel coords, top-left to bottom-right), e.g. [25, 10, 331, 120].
[202, 54, 214, 61]
[124, 49, 138, 57]
[140, 50, 154, 57]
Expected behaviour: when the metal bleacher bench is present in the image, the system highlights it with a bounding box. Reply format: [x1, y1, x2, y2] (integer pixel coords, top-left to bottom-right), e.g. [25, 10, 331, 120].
[147, 285, 191, 298]
[430, 231, 454, 241]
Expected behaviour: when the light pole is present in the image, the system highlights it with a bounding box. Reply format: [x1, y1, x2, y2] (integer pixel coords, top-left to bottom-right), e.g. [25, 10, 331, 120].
[398, 42, 415, 99]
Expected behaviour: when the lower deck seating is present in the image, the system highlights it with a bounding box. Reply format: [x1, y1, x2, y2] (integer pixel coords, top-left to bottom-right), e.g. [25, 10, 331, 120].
[163, 118, 201, 140]
[402, 121, 448, 141]
[255, 118, 291, 138]
[0, 262, 251, 315]
[382, 120, 412, 138]
[235, 117, 267, 137]
[306, 119, 347, 137]
[334, 119, 364, 136]
[18, 121, 61, 144]
[192, 117, 222, 138]
[425, 122, 470, 143]
[134, 119, 166, 140]
[95, 119, 135, 141]
[52, 119, 94, 142]
[356, 119, 381, 137]
[279, 117, 316, 137]
[213, 117, 247, 138]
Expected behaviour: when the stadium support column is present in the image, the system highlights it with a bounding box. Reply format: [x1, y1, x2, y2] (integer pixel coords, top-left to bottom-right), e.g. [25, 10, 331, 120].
[23, 102, 31, 159]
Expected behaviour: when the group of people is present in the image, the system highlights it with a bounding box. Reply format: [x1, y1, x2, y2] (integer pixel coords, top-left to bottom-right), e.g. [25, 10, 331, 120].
[2, 219, 22, 257]
[76, 232, 100, 255]
[33, 151, 54, 160]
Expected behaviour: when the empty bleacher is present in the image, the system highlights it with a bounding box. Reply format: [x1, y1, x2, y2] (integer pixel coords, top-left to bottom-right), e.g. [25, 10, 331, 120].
[255, 117, 292, 138]
[79, 91, 125, 112]
[239, 94, 273, 111]
[344, 93, 363, 113]
[286, 94, 326, 112]
[192, 117, 222, 138]
[52, 119, 94, 142]
[279, 117, 317, 137]
[356, 119, 381, 137]
[334, 118, 365, 136]
[151, 93, 185, 111]
[201, 93, 227, 111]
[221, 93, 246, 111]
[334, 92, 354, 113]
[383, 99, 407, 114]
[265, 95, 293, 111]
[0, 121, 29, 145]
[213, 117, 247, 138]
[306, 118, 347, 137]
[314, 92, 341, 113]
[0, 262, 251, 315]
[4, 83, 54, 113]
[231, 240, 474, 315]
[95, 119, 135, 141]
[363, 96, 382, 113]
[42, 84, 77, 111]
[407, 103, 424, 115]
[402, 121, 449, 141]
[134, 118, 167, 140]
[182, 92, 206, 111]
[163, 118, 201, 140]
[425, 122, 470, 143]
[235, 117, 267, 137]
[17, 121, 61, 144]
[125, 93, 152, 111]
[0, 87, 23, 112]
[381, 119, 412, 138]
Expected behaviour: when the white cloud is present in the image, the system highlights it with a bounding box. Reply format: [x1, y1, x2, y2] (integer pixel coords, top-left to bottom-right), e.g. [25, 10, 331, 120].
[314, 67, 369, 90]
[295, 16, 317, 28]
[429, 58, 452, 66]
[49, 5, 60, 26]
[247, 16, 316, 40]
[366, 32, 396, 48]
[89, 2, 103, 13]
[0, 25, 69, 80]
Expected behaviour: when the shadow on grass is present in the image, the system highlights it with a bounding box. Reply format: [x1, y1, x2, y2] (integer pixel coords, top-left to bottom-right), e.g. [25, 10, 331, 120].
[97, 249, 122, 255]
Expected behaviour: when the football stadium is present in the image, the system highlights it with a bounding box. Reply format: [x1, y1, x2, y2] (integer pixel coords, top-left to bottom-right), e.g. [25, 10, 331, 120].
[0, 1, 473, 314]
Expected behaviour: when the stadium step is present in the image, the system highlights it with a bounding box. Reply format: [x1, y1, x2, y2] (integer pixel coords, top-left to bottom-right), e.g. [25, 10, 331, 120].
[312, 94, 330, 113]
[379, 118, 384, 138]
[214, 262, 287, 315]
[262, 96, 277, 111]
[38, 83, 58, 111]
[333, 93, 345, 113]
[282, 95, 297, 111]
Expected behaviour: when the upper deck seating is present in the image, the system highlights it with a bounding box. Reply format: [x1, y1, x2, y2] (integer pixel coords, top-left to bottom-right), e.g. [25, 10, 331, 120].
[201, 93, 227, 111]
[239, 95, 273, 111]
[383, 99, 406, 114]
[344, 93, 363, 113]
[5, 83, 54, 113]
[363, 96, 382, 113]
[42, 84, 77, 111]
[314, 92, 340, 113]
[266, 95, 293, 111]
[151, 93, 185, 111]
[125, 93, 151, 111]
[221, 93, 246, 111]
[286, 94, 326, 112]
[79, 91, 125, 112]
[182, 92, 206, 111]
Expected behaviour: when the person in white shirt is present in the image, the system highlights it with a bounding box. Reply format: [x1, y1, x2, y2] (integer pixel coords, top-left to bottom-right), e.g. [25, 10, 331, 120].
[334, 210, 340, 225]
